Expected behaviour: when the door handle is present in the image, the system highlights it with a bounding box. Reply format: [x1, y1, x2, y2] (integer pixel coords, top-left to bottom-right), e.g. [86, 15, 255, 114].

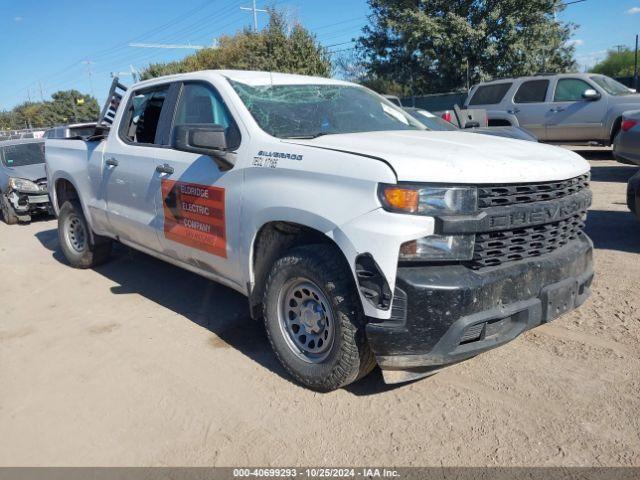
[105, 157, 118, 167]
[507, 108, 520, 114]
[550, 107, 565, 113]
[156, 163, 174, 175]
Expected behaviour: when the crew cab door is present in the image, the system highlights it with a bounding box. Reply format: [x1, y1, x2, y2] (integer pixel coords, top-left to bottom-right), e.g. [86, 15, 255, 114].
[509, 79, 551, 140]
[154, 80, 244, 285]
[545, 78, 607, 142]
[102, 82, 179, 251]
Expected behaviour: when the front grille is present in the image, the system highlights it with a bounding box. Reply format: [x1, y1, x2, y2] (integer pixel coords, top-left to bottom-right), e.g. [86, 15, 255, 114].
[468, 175, 590, 269]
[477, 174, 589, 208]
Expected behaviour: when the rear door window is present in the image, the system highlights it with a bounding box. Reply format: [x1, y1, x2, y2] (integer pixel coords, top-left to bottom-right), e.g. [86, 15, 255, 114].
[514, 80, 549, 103]
[553, 79, 592, 102]
[468, 83, 512, 105]
[120, 85, 170, 145]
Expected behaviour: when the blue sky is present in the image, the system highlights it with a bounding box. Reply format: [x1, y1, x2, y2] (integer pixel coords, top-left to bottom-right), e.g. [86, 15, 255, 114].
[0, 0, 638, 110]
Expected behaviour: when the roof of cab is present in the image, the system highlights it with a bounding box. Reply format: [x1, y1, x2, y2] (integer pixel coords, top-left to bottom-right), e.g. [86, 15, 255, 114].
[478, 72, 604, 85]
[131, 69, 353, 89]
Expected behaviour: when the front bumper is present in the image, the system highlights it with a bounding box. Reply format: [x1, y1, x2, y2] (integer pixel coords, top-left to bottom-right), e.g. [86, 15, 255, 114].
[366, 235, 593, 383]
[7, 190, 52, 220]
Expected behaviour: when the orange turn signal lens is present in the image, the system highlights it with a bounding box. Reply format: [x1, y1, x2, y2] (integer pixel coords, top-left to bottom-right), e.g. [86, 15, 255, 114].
[381, 186, 419, 213]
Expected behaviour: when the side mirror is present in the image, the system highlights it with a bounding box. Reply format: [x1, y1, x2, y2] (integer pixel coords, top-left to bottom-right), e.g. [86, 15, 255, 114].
[172, 124, 233, 171]
[464, 121, 481, 129]
[582, 89, 601, 101]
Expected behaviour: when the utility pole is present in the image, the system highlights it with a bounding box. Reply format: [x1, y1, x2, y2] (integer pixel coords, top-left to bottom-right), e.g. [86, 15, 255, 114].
[82, 59, 95, 97]
[38, 82, 45, 102]
[613, 44, 626, 54]
[240, 0, 267, 32]
[111, 65, 141, 83]
[634, 34, 639, 91]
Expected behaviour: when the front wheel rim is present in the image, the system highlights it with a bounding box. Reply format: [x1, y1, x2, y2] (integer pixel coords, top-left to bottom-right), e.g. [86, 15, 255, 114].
[277, 277, 335, 363]
[64, 215, 87, 253]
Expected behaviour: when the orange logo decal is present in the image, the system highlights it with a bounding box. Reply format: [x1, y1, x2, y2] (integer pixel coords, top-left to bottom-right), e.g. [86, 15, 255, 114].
[161, 180, 226, 258]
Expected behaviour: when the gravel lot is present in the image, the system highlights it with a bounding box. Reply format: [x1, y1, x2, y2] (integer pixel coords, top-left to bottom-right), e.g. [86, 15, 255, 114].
[1, 149, 639, 467]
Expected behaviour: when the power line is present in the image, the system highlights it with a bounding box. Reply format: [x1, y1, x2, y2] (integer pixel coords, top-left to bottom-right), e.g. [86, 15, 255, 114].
[47, 2, 243, 90]
[3, 0, 217, 103]
[129, 43, 209, 50]
[325, 40, 355, 49]
[310, 16, 367, 31]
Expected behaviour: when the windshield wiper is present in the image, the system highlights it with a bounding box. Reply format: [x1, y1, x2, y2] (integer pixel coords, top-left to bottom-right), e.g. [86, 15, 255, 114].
[284, 132, 334, 139]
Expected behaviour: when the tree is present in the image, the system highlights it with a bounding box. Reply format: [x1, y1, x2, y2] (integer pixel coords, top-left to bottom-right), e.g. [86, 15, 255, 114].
[591, 48, 637, 77]
[140, 9, 331, 80]
[356, 0, 577, 95]
[47, 90, 100, 124]
[0, 90, 99, 131]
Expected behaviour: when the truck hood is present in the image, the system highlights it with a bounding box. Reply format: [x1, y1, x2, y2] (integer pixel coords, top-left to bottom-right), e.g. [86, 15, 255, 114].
[3, 163, 46, 181]
[286, 130, 589, 184]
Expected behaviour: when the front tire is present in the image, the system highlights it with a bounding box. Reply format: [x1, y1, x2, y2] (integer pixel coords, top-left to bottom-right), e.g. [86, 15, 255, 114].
[263, 245, 376, 391]
[58, 200, 112, 268]
[1, 194, 19, 225]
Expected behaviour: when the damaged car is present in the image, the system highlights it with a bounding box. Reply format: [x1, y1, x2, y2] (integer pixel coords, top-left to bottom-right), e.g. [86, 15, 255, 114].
[0, 139, 52, 224]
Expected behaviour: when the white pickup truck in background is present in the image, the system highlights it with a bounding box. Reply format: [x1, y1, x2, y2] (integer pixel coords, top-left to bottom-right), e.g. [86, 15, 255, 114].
[45, 70, 594, 391]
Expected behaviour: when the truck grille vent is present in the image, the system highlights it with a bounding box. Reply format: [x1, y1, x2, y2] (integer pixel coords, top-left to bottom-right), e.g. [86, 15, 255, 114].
[477, 174, 589, 208]
[469, 213, 586, 269]
[468, 174, 590, 269]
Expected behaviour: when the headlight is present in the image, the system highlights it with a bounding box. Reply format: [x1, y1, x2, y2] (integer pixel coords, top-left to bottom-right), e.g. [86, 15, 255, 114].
[8, 178, 41, 193]
[378, 184, 478, 261]
[400, 235, 475, 261]
[378, 184, 477, 215]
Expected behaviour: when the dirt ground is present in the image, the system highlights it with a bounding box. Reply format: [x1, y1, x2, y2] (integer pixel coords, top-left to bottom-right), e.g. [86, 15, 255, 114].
[1, 149, 639, 467]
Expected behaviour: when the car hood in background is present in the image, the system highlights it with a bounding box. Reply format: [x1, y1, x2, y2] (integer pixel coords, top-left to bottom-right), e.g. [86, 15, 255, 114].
[2, 163, 46, 181]
[470, 126, 538, 142]
[286, 130, 588, 184]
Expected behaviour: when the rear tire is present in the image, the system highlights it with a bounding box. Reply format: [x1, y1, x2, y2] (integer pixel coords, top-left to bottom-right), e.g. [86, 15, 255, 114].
[263, 244, 376, 391]
[58, 200, 112, 268]
[0, 194, 18, 225]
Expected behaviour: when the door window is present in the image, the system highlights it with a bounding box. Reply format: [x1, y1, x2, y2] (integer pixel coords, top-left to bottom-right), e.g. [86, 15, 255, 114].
[468, 83, 512, 105]
[120, 85, 170, 145]
[553, 79, 593, 102]
[514, 80, 549, 103]
[174, 83, 241, 150]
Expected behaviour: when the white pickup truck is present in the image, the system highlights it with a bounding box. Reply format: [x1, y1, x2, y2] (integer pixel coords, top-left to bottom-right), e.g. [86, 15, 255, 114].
[45, 70, 594, 391]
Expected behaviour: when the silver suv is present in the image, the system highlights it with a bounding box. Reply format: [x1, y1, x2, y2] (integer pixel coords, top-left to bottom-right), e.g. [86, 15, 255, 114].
[465, 73, 640, 145]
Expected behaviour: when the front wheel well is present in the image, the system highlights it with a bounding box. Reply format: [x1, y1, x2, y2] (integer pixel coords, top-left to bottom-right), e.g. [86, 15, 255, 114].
[610, 116, 623, 145]
[249, 221, 351, 320]
[55, 179, 79, 209]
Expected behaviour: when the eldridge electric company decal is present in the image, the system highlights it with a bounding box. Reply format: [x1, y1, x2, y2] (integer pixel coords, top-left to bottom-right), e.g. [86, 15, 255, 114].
[161, 180, 227, 258]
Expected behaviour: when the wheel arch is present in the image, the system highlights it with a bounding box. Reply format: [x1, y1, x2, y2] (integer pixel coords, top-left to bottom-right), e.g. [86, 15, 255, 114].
[609, 115, 623, 146]
[52, 174, 97, 240]
[247, 219, 358, 320]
